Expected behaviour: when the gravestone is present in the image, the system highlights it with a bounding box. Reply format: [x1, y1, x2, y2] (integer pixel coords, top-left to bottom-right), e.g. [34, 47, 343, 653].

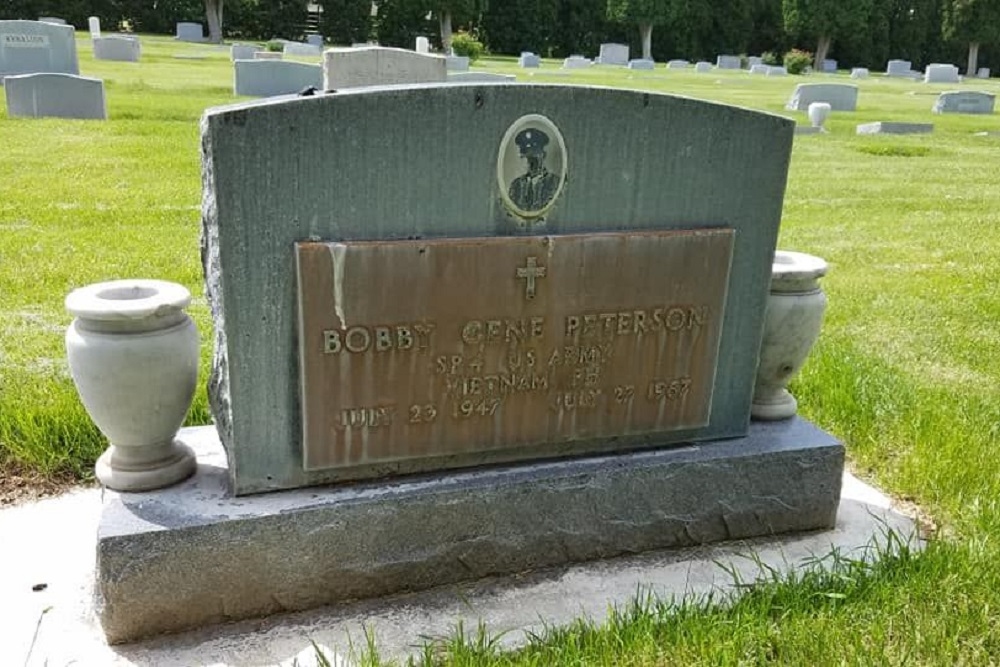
[924, 63, 960, 84]
[749, 64, 768, 75]
[4, 73, 105, 119]
[323, 47, 446, 90]
[175, 22, 204, 42]
[851, 67, 869, 79]
[93, 36, 140, 63]
[94, 83, 845, 643]
[0, 20, 79, 80]
[886, 59, 911, 77]
[857, 121, 933, 134]
[767, 66, 788, 76]
[563, 55, 592, 69]
[38, 17, 67, 25]
[254, 51, 282, 60]
[446, 55, 469, 72]
[747, 56, 762, 68]
[716, 54, 740, 69]
[787, 83, 858, 111]
[694, 61, 712, 73]
[666, 59, 688, 69]
[234, 60, 322, 97]
[977, 67, 990, 79]
[88, 16, 100, 39]
[231, 43, 260, 61]
[284, 42, 321, 57]
[415, 36, 430, 54]
[628, 59, 655, 70]
[597, 43, 628, 66]
[932, 90, 995, 114]
[447, 72, 514, 82]
[822, 59, 837, 73]
[307, 34, 323, 48]
[519, 52, 540, 68]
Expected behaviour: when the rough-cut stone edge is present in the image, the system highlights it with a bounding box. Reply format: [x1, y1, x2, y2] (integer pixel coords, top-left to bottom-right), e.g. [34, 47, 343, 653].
[95, 417, 844, 644]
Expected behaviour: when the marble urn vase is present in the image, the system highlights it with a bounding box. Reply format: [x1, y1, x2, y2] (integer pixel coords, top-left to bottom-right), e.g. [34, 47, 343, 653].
[65, 279, 199, 491]
[751, 251, 828, 421]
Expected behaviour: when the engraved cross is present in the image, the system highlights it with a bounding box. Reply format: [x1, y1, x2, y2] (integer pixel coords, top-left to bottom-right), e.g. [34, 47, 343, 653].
[516, 256, 546, 300]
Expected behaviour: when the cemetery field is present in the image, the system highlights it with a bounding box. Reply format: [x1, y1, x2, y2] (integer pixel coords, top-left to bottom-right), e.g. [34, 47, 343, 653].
[3, 34, 1000, 662]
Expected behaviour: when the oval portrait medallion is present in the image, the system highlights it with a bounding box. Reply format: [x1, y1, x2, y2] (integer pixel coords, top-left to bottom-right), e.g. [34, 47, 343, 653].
[496, 114, 567, 219]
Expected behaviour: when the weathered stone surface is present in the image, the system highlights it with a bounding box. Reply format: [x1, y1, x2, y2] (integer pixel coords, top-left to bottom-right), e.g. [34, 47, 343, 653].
[234, 59, 322, 97]
[92, 35, 140, 62]
[519, 52, 540, 68]
[446, 71, 515, 82]
[856, 121, 933, 135]
[323, 46, 445, 89]
[230, 43, 260, 61]
[96, 418, 844, 643]
[628, 58, 655, 70]
[597, 43, 629, 66]
[563, 55, 592, 69]
[786, 83, 858, 112]
[932, 90, 995, 114]
[886, 59, 912, 77]
[4, 73, 105, 119]
[446, 54, 469, 71]
[283, 41, 321, 57]
[924, 63, 960, 84]
[201, 85, 793, 494]
[716, 55, 740, 69]
[0, 20, 78, 80]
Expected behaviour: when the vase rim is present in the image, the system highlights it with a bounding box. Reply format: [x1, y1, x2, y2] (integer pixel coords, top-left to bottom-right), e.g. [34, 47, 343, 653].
[66, 279, 191, 321]
[772, 250, 828, 281]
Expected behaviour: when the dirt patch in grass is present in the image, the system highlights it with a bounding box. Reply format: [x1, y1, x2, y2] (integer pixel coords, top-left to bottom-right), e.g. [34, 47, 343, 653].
[0, 462, 84, 507]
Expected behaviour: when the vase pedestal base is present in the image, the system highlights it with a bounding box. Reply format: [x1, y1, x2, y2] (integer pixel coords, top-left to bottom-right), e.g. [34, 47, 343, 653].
[95, 440, 197, 492]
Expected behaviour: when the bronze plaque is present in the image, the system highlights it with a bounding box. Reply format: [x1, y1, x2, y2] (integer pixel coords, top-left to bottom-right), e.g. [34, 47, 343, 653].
[296, 230, 734, 471]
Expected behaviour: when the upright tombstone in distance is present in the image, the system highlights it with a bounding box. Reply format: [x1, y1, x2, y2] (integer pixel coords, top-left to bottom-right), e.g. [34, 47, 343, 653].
[0, 20, 79, 80]
[4, 73, 106, 119]
[596, 42, 629, 66]
[323, 46, 445, 89]
[93, 36, 140, 62]
[175, 22, 203, 42]
[932, 90, 995, 114]
[94, 83, 844, 643]
[787, 83, 859, 111]
[234, 59, 322, 97]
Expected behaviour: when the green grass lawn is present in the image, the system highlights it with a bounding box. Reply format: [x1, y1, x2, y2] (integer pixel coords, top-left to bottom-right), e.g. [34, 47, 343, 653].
[3, 34, 1000, 664]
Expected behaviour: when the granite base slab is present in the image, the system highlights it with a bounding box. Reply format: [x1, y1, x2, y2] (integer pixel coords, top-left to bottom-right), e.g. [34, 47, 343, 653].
[96, 419, 844, 643]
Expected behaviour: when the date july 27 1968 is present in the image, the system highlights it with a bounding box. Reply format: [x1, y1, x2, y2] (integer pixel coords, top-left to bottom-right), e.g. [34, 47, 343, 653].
[321, 304, 710, 430]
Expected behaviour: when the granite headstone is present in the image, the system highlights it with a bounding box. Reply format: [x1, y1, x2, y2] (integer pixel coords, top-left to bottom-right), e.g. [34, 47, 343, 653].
[322, 46, 446, 90]
[234, 59, 322, 97]
[0, 20, 79, 80]
[932, 90, 995, 114]
[4, 72, 105, 119]
[93, 35, 140, 62]
[597, 43, 628, 66]
[787, 83, 858, 111]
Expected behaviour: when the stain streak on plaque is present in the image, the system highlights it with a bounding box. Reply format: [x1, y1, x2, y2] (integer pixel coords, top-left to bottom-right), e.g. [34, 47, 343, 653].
[296, 230, 734, 471]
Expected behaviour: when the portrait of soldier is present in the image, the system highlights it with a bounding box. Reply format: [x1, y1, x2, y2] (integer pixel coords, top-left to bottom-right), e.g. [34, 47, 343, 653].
[507, 128, 561, 213]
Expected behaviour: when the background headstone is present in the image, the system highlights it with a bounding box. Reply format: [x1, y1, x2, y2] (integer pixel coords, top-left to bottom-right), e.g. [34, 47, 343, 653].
[766, 66, 788, 76]
[284, 42, 321, 57]
[323, 47, 446, 89]
[37, 17, 67, 25]
[254, 51, 282, 60]
[175, 22, 203, 42]
[628, 59, 655, 70]
[597, 43, 628, 66]
[886, 59, 912, 77]
[307, 34, 323, 48]
[786, 83, 858, 111]
[0, 20, 79, 80]
[716, 54, 740, 69]
[231, 44, 261, 61]
[822, 59, 837, 73]
[932, 90, 995, 114]
[446, 72, 514, 82]
[518, 51, 540, 68]
[445, 54, 469, 72]
[850, 67, 869, 79]
[93, 36, 140, 63]
[747, 56, 763, 68]
[234, 59, 322, 97]
[749, 64, 768, 75]
[4, 73, 106, 119]
[88, 16, 100, 39]
[976, 67, 990, 79]
[415, 36, 430, 54]
[563, 55, 592, 69]
[666, 59, 688, 69]
[924, 63, 960, 84]
[694, 61, 712, 73]
[857, 121, 933, 134]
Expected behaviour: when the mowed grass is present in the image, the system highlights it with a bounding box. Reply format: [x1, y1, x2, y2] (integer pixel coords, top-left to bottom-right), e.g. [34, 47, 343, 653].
[3, 34, 1000, 663]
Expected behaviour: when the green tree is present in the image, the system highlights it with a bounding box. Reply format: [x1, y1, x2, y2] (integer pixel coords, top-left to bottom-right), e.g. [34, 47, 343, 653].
[320, 0, 372, 44]
[607, 0, 672, 60]
[481, 0, 558, 55]
[944, 0, 1000, 75]
[205, 0, 224, 42]
[782, 0, 873, 70]
[425, 0, 486, 53]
